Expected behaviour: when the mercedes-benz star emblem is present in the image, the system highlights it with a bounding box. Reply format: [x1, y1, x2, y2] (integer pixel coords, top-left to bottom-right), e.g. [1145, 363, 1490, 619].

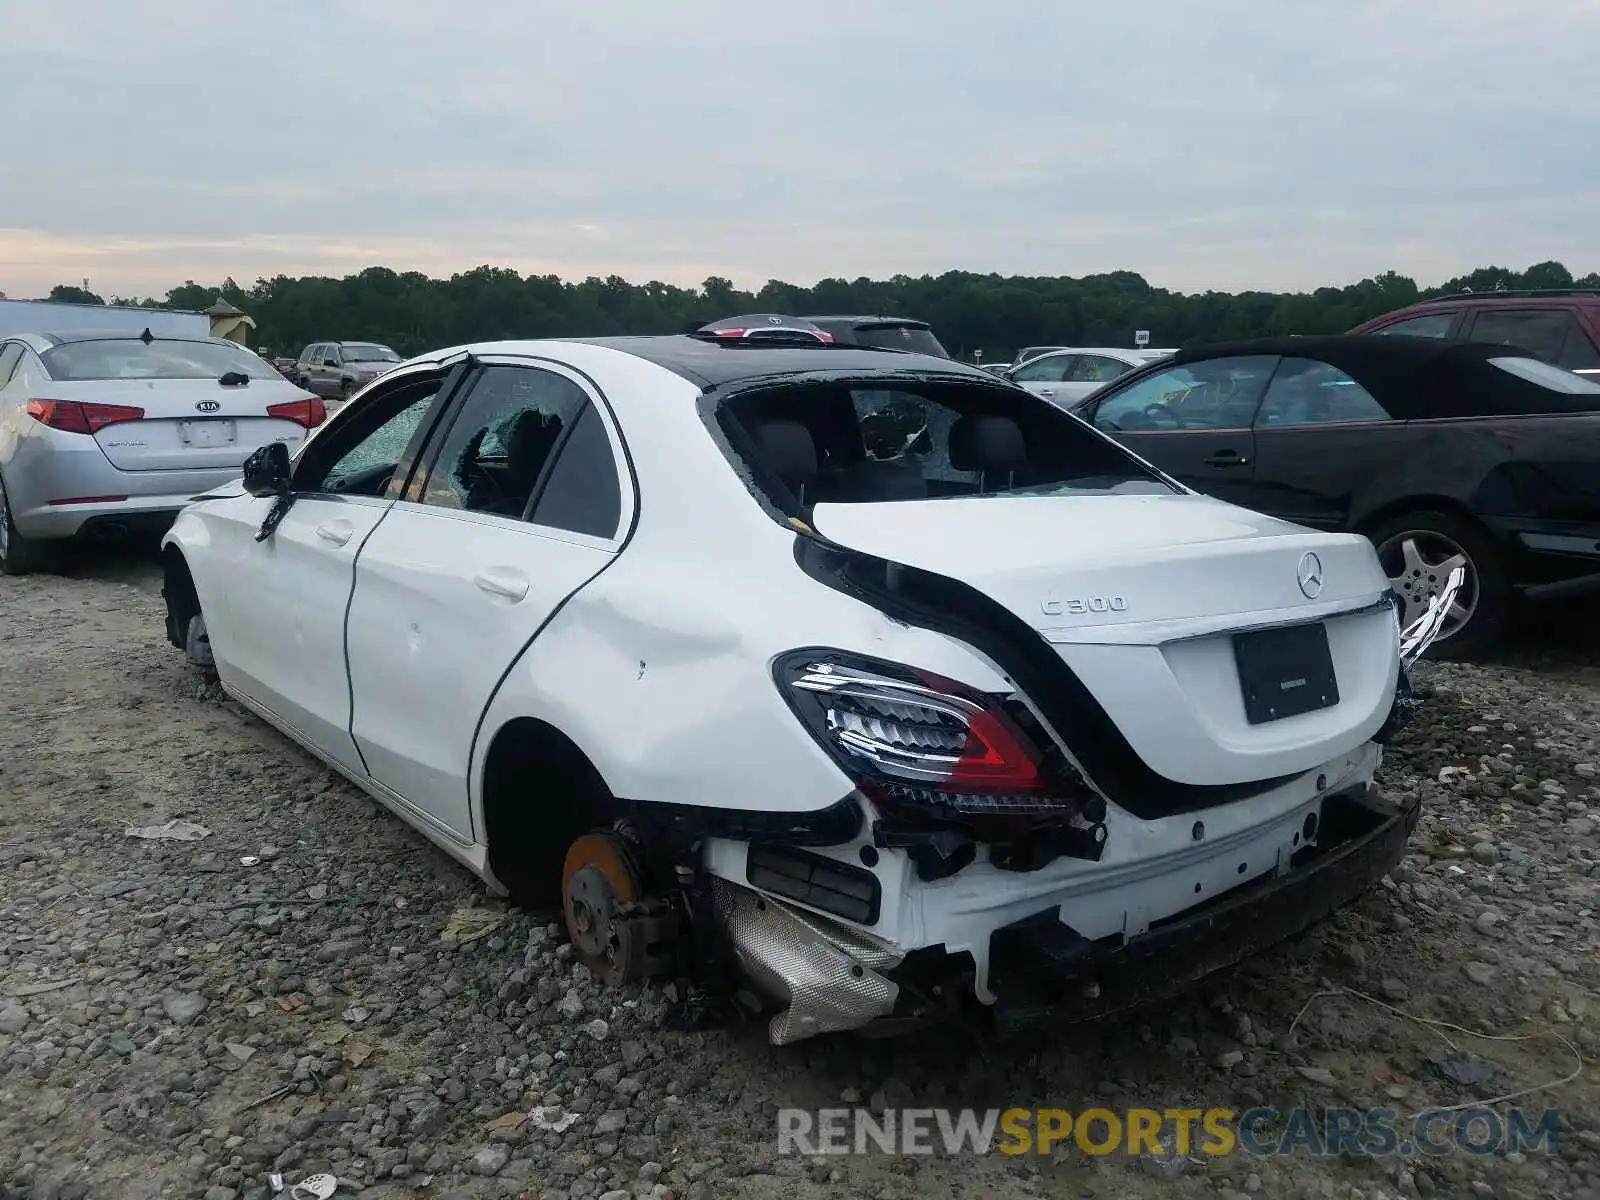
[1297, 551, 1325, 599]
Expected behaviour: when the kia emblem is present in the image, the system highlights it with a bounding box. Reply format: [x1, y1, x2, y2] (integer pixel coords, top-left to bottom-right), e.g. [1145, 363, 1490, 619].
[195, 400, 221, 414]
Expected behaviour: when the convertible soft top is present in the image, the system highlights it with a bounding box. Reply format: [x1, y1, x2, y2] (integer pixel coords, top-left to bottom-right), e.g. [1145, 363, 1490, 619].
[1164, 334, 1600, 420]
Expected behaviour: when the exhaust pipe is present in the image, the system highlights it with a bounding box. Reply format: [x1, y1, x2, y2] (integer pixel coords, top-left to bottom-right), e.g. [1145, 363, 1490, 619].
[91, 521, 131, 542]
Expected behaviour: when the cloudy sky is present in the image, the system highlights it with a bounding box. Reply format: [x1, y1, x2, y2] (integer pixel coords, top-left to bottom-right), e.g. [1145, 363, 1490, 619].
[0, 0, 1594, 300]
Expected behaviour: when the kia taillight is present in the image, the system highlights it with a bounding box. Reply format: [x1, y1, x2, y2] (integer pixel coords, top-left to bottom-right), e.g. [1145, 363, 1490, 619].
[266, 397, 326, 429]
[26, 399, 145, 435]
[777, 652, 1084, 817]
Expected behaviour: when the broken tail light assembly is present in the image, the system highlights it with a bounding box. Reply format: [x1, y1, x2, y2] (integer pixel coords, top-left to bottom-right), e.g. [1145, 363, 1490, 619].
[26, 399, 145, 434]
[775, 651, 1107, 881]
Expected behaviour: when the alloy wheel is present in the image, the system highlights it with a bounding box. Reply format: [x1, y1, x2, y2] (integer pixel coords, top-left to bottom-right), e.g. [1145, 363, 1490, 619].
[1376, 529, 1477, 642]
[0, 474, 11, 565]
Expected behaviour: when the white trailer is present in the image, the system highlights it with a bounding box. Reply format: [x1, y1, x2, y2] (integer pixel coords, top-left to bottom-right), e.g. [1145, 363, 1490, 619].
[0, 298, 209, 339]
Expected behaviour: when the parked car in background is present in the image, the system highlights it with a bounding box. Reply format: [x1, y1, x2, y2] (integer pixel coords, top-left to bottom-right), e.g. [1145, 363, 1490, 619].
[1068, 334, 1600, 655]
[294, 341, 402, 398]
[161, 330, 1446, 1043]
[799, 314, 951, 358]
[0, 331, 324, 573]
[1351, 289, 1600, 381]
[1008, 347, 1176, 405]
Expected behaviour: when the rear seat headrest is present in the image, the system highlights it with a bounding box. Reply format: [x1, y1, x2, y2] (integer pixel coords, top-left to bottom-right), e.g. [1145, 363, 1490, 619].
[950, 413, 1028, 473]
[755, 418, 819, 485]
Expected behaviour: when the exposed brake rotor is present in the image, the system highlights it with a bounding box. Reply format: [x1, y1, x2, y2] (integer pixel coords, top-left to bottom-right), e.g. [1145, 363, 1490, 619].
[561, 829, 676, 984]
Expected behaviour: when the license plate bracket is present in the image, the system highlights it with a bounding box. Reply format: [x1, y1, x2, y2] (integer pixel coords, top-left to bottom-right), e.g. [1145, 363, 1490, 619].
[178, 419, 237, 448]
[1233, 622, 1339, 725]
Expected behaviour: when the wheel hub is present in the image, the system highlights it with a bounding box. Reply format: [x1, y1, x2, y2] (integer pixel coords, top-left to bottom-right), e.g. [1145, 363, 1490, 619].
[560, 830, 676, 984]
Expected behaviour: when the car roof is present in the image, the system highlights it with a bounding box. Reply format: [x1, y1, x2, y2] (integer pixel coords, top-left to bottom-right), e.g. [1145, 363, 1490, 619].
[1123, 333, 1597, 419]
[565, 334, 990, 390]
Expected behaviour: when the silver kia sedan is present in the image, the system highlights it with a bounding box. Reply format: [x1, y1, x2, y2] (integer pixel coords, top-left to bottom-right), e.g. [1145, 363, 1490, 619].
[0, 331, 326, 574]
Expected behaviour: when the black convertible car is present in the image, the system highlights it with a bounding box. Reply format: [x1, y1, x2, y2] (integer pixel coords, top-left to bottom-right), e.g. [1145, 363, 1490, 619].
[1066, 334, 1600, 655]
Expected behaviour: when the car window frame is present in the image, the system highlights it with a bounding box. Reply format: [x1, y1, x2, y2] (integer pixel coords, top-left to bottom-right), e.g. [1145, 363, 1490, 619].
[0, 341, 22, 387]
[1367, 310, 1466, 339]
[1069, 353, 1134, 385]
[1084, 355, 1281, 433]
[1011, 352, 1077, 384]
[1252, 356, 1394, 430]
[1464, 306, 1600, 371]
[400, 354, 636, 549]
[289, 360, 467, 499]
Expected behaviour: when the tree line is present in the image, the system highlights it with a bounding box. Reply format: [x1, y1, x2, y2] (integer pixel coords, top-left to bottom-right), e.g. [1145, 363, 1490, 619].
[25, 260, 1596, 363]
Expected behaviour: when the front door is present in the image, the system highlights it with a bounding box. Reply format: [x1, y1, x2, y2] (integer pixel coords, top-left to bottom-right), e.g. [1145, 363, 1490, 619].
[345, 359, 631, 839]
[1082, 355, 1279, 509]
[203, 366, 455, 772]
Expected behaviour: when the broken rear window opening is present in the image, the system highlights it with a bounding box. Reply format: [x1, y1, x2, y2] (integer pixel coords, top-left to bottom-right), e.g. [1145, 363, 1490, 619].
[714, 378, 1177, 514]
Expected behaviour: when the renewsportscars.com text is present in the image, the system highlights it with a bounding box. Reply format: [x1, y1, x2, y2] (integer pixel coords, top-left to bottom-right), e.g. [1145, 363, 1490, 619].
[777, 1106, 1559, 1159]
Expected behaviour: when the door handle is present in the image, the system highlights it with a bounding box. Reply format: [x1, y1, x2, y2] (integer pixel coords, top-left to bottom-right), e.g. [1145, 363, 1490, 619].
[1202, 451, 1250, 467]
[473, 568, 529, 603]
[314, 520, 353, 546]
[1036, 388, 1055, 398]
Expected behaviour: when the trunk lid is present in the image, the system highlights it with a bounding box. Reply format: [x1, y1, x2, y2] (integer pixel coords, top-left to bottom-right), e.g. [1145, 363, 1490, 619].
[44, 378, 315, 471]
[809, 492, 1388, 638]
[809, 493, 1399, 789]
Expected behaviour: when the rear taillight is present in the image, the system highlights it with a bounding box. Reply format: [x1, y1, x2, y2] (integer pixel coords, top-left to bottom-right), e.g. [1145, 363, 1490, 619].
[26, 399, 145, 434]
[777, 652, 1081, 816]
[266, 397, 326, 429]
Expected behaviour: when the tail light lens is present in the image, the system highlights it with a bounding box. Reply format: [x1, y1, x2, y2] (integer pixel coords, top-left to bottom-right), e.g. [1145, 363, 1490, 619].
[26, 399, 145, 434]
[777, 652, 1084, 817]
[266, 397, 326, 430]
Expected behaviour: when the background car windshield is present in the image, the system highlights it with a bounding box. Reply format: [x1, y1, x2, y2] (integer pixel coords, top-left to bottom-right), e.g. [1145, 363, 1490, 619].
[42, 339, 284, 381]
[343, 344, 400, 362]
[852, 325, 948, 356]
[718, 379, 1174, 513]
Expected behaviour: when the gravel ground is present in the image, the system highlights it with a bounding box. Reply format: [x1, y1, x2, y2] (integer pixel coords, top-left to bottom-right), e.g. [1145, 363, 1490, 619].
[1, 543, 1597, 1200]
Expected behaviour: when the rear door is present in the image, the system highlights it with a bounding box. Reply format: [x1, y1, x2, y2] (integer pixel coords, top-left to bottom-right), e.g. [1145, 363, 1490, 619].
[1008, 352, 1079, 404]
[1246, 357, 1403, 529]
[344, 357, 632, 840]
[1061, 352, 1137, 403]
[1081, 356, 1277, 509]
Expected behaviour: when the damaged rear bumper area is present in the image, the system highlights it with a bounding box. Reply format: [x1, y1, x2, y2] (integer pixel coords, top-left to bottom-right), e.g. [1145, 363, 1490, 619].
[985, 783, 1419, 1033]
[710, 782, 1419, 1045]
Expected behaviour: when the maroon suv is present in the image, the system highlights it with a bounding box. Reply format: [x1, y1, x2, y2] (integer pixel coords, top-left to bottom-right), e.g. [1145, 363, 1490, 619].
[1350, 289, 1600, 381]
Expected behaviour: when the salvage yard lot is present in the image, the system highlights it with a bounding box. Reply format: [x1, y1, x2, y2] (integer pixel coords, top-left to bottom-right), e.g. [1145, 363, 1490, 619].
[2, 547, 1598, 1200]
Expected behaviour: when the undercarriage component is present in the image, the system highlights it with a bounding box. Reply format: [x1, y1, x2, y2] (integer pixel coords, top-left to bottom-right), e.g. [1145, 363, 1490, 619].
[561, 830, 676, 983]
[712, 877, 902, 1045]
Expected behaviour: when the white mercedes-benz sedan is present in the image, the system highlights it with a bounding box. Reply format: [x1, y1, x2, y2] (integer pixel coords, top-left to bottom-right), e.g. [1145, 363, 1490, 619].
[160, 328, 1455, 1044]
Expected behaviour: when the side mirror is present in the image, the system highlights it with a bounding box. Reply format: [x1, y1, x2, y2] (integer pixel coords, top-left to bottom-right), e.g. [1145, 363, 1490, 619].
[243, 441, 292, 497]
